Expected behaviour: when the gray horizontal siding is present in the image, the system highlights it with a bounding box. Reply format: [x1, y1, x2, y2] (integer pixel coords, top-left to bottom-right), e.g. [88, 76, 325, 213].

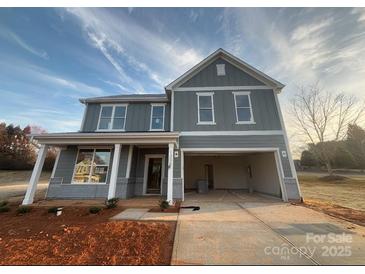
[179, 135, 292, 177]
[82, 103, 170, 132]
[173, 89, 281, 131]
[181, 57, 265, 87]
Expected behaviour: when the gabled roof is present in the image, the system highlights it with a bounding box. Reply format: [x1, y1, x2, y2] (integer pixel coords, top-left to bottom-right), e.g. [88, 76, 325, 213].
[80, 93, 168, 104]
[165, 48, 285, 92]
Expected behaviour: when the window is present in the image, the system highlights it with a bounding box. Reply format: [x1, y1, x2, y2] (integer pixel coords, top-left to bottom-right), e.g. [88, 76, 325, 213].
[233, 91, 255, 124]
[97, 105, 127, 131]
[216, 64, 226, 76]
[72, 148, 111, 184]
[150, 104, 165, 131]
[197, 92, 215, 124]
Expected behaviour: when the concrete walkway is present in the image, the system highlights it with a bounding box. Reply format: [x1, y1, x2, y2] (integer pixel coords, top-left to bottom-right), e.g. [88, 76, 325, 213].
[111, 208, 178, 221]
[172, 190, 365, 265]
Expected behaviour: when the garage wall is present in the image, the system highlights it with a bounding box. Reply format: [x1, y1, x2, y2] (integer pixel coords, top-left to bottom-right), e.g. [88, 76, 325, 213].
[248, 153, 281, 197]
[185, 155, 250, 189]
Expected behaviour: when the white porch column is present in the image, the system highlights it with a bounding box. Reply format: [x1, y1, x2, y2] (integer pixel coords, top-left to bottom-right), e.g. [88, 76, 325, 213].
[125, 145, 133, 179]
[167, 143, 174, 204]
[108, 144, 121, 200]
[22, 144, 49, 205]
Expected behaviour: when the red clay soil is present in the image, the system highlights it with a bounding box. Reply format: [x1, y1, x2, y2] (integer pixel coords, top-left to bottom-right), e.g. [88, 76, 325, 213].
[302, 199, 365, 227]
[0, 205, 176, 265]
[149, 201, 181, 213]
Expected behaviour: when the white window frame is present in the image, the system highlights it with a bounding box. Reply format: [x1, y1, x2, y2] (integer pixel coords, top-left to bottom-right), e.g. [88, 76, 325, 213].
[149, 103, 166, 131]
[71, 148, 112, 185]
[233, 91, 255, 124]
[96, 104, 128, 131]
[197, 92, 216, 125]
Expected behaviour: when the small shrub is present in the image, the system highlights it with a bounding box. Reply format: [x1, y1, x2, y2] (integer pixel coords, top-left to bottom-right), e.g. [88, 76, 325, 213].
[48, 207, 59, 214]
[0, 206, 10, 213]
[17, 206, 31, 214]
[0, 200, 8, 207]
[159, 200, 170, 211]
[105, 198, 119, 209]
[89, 206, 102, 214]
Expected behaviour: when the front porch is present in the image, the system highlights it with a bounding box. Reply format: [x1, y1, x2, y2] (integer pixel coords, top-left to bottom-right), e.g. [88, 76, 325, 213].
[23, 132, 180, 205]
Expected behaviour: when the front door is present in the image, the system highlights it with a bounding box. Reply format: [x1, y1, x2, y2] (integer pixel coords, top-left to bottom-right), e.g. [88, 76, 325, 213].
[146, 157, 163, 194]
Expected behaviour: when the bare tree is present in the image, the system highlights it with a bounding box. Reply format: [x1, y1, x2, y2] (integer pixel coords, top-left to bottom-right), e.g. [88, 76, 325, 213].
[289, 84, 365, 174]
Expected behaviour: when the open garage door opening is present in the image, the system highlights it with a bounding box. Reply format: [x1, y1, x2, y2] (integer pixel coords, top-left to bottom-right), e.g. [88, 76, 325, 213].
[183, 151, 285, 200]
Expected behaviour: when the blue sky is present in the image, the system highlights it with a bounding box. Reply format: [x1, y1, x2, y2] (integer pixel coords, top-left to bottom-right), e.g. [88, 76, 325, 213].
[1, 8, 365, 149]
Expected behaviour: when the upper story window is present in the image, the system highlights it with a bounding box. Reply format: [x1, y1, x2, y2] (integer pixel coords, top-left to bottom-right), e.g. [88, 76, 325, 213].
[197, 92, 215, 125]
[150, 104, 165, 131]
[216, 64, 226, 76]
[97, 104, 127, 131]
[72, 148, 111, 184]
[233, 91, 255, 124]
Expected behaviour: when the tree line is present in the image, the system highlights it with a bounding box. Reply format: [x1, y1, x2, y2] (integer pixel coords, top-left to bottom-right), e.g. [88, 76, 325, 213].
[0, 123, 56, 170]
[290, 84, 365, 173]
[300, 124, 365, 171]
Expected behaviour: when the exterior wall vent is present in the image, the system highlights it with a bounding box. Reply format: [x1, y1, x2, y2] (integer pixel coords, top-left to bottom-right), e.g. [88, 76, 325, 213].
[216, 64, 226, 76]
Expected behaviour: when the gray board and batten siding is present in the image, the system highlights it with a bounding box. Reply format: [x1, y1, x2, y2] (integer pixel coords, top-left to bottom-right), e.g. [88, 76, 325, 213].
[82, 103, 171, 132]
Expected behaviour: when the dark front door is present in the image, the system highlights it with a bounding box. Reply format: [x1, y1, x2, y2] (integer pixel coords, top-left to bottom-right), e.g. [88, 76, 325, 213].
[146, 157, 162, 194]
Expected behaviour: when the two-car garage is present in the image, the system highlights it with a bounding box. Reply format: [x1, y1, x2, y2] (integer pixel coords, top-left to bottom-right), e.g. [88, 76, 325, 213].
[182, 149, 286, 200]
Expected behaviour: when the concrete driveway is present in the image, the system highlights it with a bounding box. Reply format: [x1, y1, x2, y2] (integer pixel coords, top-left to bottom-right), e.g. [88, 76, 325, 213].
[171, 190, 365, 265]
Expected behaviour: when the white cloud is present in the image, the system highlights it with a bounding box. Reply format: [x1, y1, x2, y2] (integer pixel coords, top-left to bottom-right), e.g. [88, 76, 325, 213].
[0, 28, 48, 60]
[62, 8, 204, 92]
[0, 57, 106, 97]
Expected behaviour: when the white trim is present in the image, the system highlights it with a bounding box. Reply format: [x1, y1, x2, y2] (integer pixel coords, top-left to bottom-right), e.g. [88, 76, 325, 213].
[233, 91, 255, 124]
[96, 104, 128, 131]
[80, 103, 88, 131]
[274, 150, 288, 202]
[179, 130, 283, 136]
[167, 143, 174, 204]
[80, 96, 169, 104]
[126, 145, 133, 179]
[273, 92, 302, 198]
[108, 144, 121, 200]
[174, 86, 271, 92]
[181, 150, 184, 201]
[197, 92, 215, 125]
[181, 147, 279, 153]
[32, 132, 179, 145]
[22, 144, 49, 205]
[143, 154, 166, 195]
[50, 148, 63, 178]
[170, 90, 174, 131]
[180, 147, 287, 202]
[149, 103, 166, 131]
[71, 148, 112, 185]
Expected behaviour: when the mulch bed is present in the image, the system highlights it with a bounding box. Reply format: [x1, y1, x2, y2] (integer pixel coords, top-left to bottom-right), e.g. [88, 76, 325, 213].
[0, 204, 176, 265]
[149, 201, 181, 213]
[302, 199, 365, 227]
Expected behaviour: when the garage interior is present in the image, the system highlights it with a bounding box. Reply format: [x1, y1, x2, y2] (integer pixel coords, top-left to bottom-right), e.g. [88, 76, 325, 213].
[184, 152, 282, 198]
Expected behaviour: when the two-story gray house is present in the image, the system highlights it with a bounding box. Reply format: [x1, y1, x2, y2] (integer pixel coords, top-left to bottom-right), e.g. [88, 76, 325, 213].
[22, 48, 302, 205]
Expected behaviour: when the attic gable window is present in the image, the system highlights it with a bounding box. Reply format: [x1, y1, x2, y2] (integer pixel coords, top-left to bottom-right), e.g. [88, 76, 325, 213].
[216, 64, 226, 76]
[97, 104, 128, 131]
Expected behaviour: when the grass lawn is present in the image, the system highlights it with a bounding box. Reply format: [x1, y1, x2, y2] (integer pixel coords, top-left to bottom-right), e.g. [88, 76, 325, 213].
[298, 171, 365, 211]
[0, 170, 51, 201]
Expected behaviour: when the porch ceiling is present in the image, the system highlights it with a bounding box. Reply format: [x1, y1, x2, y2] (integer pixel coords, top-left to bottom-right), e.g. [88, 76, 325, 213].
[30, 132, 179, 145]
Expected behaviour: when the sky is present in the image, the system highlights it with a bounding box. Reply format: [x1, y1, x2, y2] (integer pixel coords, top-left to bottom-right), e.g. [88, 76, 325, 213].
[1, 7, 365, 156]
